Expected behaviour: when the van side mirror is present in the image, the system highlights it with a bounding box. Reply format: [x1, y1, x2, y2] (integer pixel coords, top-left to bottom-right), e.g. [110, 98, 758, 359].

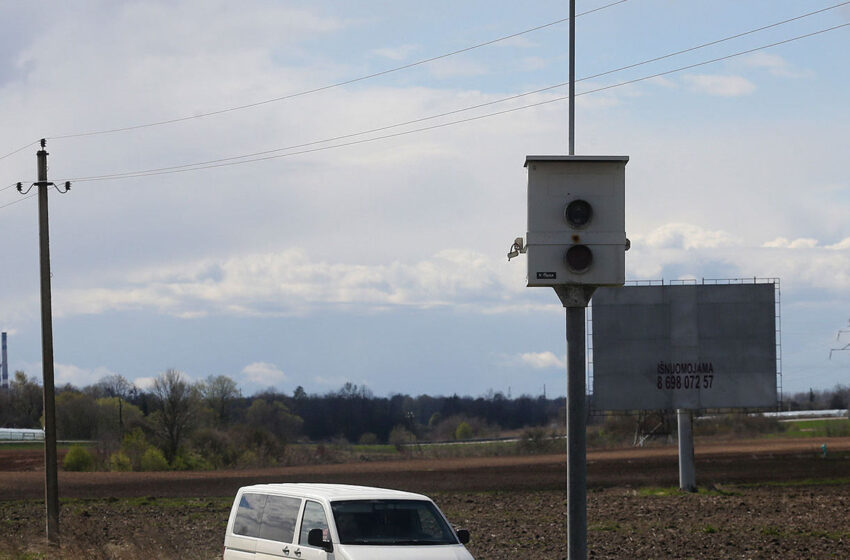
[308, 528, 333, 552]
[456, 529, 470, 544]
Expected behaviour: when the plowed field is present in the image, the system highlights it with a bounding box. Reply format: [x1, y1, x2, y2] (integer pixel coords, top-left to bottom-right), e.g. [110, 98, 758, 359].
[1, 437, 849, 559]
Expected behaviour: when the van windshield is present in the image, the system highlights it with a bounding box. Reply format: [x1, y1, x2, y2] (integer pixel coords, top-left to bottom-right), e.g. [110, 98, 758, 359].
[330, 499, 457, 546]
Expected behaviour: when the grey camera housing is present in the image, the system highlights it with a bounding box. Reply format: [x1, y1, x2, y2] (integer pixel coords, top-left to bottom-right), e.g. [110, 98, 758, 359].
[525, 155, 628, 287]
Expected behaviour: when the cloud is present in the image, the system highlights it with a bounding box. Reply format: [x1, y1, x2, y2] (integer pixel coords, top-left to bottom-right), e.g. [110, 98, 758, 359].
[627, 227, 850, 294]
[51, 249, 528, 318]
[52, 363, 120, 388]
[371, 44, 419, 61]
[133, 377, 157, 391]
[241, 362, 287, 385]
[683, 74, 756, 97]
[743, 52, 807, 79]
[516, 351, 565, 369]
[636, 223, 739, 250]
[763, 237, 819, 249]
[763, 237, 850, 250]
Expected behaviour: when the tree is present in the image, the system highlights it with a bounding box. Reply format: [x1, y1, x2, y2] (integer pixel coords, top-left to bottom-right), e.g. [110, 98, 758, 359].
[55, 391, 98, 440]
[93, 374, 137, 438]
[7, 371, 43, 428]
[200, 375, 241, 427]
[244, 399, 303, 443]
[149, 369, 199, 463]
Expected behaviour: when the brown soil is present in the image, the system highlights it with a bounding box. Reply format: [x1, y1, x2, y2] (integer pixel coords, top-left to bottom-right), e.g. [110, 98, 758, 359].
[1, 437, 848, 559]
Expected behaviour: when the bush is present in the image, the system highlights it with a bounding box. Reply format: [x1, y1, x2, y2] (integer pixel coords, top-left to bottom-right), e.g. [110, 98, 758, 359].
[109, 451, 133, 472]
[516, 427, 558, 454]
[190, 428, 238, 468]
[172, 449, 213, 471]
[358, 432, 379, 445]
[455, 422, 473, 441]
[388, 425, 416, 450]
[63, 445, 96, 472]
[140, 447, 169, 471]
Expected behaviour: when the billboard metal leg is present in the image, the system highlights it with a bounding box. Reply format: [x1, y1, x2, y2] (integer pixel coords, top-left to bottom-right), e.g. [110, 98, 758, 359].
[677, 409, 696, 492]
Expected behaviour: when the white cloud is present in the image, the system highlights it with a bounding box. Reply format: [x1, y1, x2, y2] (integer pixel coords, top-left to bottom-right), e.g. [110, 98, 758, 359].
[763, 237, 819, 249]
[743, 52, 807, 79]
[133, 377, 157, 391]
[371, 44, 419, 61]
[626, 229, 850, 294]
[637, 223, 739, 250]
[516, 351, 565, 369]
[53, 363, 120, 388]
[683, 74, 756, 97]
[52, 249, 528, 318]
[241, 362, 287, 385]
[827, 238, 850, 250]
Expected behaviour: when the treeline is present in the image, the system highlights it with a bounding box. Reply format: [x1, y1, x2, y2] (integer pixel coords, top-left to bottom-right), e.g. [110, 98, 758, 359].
[785, 385, 849, 411]
[0, 370, 564, 471]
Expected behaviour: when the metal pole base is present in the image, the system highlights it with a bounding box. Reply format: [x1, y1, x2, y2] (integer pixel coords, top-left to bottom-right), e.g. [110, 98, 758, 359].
[677, 409, 696, 493]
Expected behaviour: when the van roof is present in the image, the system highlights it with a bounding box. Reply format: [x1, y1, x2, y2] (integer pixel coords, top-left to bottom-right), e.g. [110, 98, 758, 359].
[237, 483, 430, 502]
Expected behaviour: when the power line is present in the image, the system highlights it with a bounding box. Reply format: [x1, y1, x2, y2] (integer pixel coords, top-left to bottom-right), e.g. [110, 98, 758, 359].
[59, 1, 850, 181]
[3, 0, 844, 159]
[0, 192, 37, 211]
[55, 21, 850, 185]
[46, 0, 629, 141]
[0, 140, 41, 163]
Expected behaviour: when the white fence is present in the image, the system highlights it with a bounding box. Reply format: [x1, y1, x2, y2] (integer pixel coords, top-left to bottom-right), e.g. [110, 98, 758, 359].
[0, 428, 45, 441]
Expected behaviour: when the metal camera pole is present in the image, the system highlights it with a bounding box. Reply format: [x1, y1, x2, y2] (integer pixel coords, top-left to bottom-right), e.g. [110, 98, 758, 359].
[565, 4, 585, 556]
[555, 286, 594, 560]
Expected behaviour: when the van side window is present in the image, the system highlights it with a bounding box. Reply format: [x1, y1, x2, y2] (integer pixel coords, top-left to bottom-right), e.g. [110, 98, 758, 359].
[299, 500, 330, 547]
[233, 493, 267, 538]
[259, 495, 302, 543]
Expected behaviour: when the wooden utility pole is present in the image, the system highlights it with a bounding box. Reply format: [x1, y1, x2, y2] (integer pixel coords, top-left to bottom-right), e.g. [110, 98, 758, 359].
[37, 140, 60, 546]
[18, 139, 70, 546]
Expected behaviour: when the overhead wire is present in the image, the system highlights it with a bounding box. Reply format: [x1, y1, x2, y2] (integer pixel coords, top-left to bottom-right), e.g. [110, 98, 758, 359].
[54, 1, 850, 181]
[55, 21, 850, 185]
[3, 0, 844, 161]
[0, 140, 41, 163]
[0, 192, 36, 211]
[46, 0, 629, 141]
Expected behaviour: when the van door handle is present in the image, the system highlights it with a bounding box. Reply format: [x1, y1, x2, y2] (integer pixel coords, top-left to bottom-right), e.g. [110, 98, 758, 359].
[282, 546, 290, 555]
[294, 548, 302, 557]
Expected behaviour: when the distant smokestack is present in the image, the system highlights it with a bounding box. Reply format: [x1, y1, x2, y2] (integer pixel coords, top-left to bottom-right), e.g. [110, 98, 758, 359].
[1, 332, 7, 389]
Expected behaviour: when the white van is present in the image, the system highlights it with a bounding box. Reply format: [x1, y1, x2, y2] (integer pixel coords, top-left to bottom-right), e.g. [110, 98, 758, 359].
[224, 483, 475, 560]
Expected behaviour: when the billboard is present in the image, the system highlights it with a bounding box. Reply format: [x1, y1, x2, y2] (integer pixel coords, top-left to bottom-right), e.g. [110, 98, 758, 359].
[591, 283, 777, 411]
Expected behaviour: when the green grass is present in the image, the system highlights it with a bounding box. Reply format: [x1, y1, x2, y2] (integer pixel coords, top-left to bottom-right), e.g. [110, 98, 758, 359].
[0, 442, 44, 450]
[637, 485, 738, 497]
[775, 418, 850, 438]
[589, 521, 622, 532]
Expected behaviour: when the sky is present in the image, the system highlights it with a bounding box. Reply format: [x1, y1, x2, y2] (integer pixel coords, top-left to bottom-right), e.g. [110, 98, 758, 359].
[0, 0, 848, 400]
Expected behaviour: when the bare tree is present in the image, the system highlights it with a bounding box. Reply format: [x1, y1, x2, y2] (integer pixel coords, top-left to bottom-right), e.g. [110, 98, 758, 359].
[200, 375, 241, 427]
[95, 374, 136, 436]
[150, 369, 198, 463]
